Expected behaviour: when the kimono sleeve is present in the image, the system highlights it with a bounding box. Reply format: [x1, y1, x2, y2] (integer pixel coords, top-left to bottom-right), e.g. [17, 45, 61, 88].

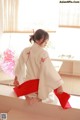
[14, 50, 27, 84]
[39, 51, 63, 94]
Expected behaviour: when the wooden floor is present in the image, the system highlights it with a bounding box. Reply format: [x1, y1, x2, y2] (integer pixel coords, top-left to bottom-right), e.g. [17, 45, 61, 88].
[0, 70, 80, 96]
[0, 73, 80, 110]
[61, 74, 80, 96]
[0, 69, 80, 95]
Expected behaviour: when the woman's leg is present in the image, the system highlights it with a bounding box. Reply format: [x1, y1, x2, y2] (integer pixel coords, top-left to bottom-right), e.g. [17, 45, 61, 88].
[54, 86, 71, 109]
[25, 93, 41, 105]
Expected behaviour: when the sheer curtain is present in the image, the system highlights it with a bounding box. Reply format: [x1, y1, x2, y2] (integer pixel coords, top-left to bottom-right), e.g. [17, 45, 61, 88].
[3, 0, 18, 32]
[3, 0, 59, 32]
[17, 0, 59, 32]
[0, 0, 3, 36]
[59, 2, 80, 27]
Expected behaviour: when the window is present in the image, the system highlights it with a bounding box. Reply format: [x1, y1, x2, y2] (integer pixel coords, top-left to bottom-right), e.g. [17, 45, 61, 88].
[59, 0, 80, 27]
[3, 0, 59, 32]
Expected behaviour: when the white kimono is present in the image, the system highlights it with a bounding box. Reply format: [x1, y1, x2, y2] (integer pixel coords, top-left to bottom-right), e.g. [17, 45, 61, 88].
[15, 43, 63, 100]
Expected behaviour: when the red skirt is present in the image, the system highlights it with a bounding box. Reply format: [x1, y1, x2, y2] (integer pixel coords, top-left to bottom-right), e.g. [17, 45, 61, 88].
[13, 79, 39, 97]
[13, 79, 71, 109]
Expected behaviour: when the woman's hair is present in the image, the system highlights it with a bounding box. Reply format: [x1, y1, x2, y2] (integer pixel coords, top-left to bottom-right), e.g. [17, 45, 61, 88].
[29, 29, 49, 44]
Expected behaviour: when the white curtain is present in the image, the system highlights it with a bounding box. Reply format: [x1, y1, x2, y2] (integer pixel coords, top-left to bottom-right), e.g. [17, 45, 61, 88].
[17, 0, 59, 32]
[0, 0, 3, 37]
[3, 0, 18, 32]
[2, 0, 59, 32]
[59, 2, 80, 27]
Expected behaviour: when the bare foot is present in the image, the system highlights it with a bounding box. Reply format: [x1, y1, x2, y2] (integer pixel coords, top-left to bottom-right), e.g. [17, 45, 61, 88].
[26, 96, 41, 105]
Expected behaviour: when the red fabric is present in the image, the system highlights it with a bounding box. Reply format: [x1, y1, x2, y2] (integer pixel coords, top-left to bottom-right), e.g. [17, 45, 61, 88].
[13, 79, 71, 109]
[13, 79, 39, 97]
[54, 89, 71, 109]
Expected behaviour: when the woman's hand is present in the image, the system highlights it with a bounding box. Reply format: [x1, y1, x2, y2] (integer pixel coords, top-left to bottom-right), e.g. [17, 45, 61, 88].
[13, 76, 19, 87]
[55, 86, 63, 94]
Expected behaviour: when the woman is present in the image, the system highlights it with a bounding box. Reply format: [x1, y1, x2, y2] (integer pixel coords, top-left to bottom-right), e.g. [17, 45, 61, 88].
[13, 29, 70, 108]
